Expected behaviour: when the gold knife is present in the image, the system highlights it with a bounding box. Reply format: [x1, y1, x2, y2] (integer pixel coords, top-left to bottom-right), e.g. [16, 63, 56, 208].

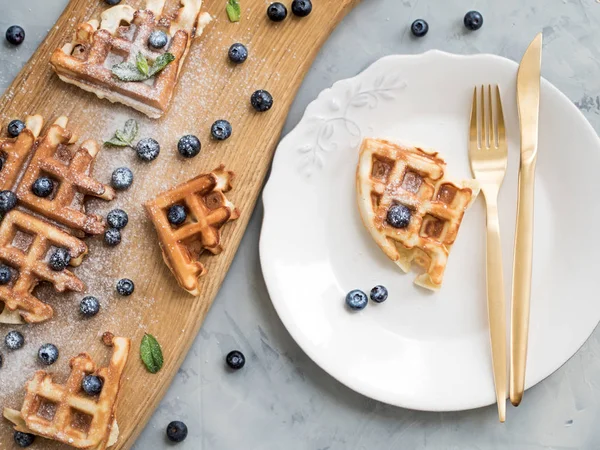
[511, 32, 542, 406]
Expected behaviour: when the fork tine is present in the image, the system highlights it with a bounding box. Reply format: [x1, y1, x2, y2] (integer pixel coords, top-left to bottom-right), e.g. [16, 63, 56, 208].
[496, 85, 506, 146]
[488, 85, 496, 147]
[480, 85, 486, 148]
[470, 86, 478, 149]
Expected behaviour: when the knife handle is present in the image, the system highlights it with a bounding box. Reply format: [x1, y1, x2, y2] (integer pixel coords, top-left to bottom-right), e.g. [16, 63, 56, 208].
[510, 161, 536, 406]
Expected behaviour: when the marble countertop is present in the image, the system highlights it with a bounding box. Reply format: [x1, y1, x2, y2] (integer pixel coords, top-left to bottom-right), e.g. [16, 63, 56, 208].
[2, 1, 600, 449]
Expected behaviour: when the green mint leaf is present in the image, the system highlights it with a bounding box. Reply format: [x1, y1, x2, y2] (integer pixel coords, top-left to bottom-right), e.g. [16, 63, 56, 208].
[136, 52, 149, 77]
[111, 61, 147, 82]
[122, 119, 139, 143]
[140, 333, 164, 374]
[226, 0, 241, 22]
[104, 137, 129, 147]
[148, 52, 176, 77]
[115, 129, 130, 143]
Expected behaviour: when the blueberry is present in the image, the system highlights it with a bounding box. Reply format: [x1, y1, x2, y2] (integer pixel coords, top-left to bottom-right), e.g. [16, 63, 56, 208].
[0, 265, 12, 285]
[80, 296, 100, 317]
[291, 0, 312, 17]
[464, 10, 483, 31]
[38, 343, 59, 365]
[0, 190, 17, 213]
[148, 30, 168, 49]
[250, 90, 273, 112]
[111, 167, 134, 191]
[104, 228, 121, 246]
[370, 285, 388, 303]
[136, 138, 160, 162]
[104, 0, 122, 5]
[116, 278, 134, 296]
[166, 421, 188, 443]
[167, 204, 187, 225]
[211, 120, 232, 140]
[228, 42, 248, 64]
[345, 289, 368, 310]
[5, 330, 24, 350]
[411, 19, 429, 37]
[49, 248, 71, 271]
[13, 431, 35, 448]
[386, 204, 411, 229]
[107, 209, 128, 229]
[267, 2, 287, 21]
[32, 177, 54, 197]
[6, 26, 25, 46]
[177, 135, 201, 158]
[226, 350, 246, 370]
[7, 119, 25, 137]
[82, 375, 103, 395]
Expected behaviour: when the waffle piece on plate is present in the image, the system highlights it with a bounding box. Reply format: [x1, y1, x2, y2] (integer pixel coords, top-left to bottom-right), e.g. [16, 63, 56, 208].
[50, 0, 212, 118]
[3, 334, 130, 450]
[145, 166, 240, 296]
[356, 138, 479, 290]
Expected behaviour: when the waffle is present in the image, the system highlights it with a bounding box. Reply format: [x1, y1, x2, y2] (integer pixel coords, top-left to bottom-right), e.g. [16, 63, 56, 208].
[0, 210, 88, 324]
[50, 0, 212, 118]
[356, 138, 479, 290]
[145, 166, 240, 295]
[3, 334, 130, 450]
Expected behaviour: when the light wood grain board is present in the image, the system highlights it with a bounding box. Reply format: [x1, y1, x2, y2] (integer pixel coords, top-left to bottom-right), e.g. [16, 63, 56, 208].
[0, 0, 360, 448]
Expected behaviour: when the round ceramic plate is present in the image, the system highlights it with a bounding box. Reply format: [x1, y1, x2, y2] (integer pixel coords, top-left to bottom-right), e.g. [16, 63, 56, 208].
[259, 51, 600, 411]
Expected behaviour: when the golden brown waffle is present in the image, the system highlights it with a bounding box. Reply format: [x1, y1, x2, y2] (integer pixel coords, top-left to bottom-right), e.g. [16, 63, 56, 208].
[3, 334, 130, 450]
[356, 138, 479, 290]
[0, 210, 88, 324]
[50, 0, 212, 118]
[0, 115, 43, 189]
[145, 166, 240, 296]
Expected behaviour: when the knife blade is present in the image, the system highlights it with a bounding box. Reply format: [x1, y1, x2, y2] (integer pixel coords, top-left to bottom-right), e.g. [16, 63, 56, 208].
[510, 32, 542, 407]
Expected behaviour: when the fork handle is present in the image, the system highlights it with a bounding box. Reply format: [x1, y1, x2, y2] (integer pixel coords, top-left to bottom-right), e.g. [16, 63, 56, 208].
[510, 162, 536, 406]
[484, 191, 507, 422]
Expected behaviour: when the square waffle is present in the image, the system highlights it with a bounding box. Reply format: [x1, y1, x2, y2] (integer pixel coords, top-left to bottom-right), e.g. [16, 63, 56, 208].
[3, 334, 130, 450]
[144, 166, 240, 296]
[356, 138, 479, 290]
[50, 0, 212, 118]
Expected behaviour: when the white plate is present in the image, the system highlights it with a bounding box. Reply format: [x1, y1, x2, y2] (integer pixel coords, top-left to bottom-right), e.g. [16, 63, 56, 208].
[259, 51, 600, 411]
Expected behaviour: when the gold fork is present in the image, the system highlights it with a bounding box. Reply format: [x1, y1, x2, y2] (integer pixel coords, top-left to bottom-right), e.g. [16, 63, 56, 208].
[468, 85, 508, 422]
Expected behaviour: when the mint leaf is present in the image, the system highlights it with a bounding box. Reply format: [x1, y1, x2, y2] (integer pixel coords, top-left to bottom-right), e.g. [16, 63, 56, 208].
[226, 0, 241, 22]
[140, 333, 164, 374]
[148, 52, 175, 77]
[136, 52, 149, 77]
[111, 61, 147, 82]
[122, 119, 139, 143]
[104, 137, 129, 147]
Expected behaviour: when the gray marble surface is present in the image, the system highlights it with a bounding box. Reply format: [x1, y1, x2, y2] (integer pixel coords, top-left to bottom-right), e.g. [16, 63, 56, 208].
[2, 0, 600, 448]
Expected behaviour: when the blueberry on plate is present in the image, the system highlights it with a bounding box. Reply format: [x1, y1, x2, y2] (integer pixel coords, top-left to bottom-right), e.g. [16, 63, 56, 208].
[411, 19, 429, 37]
[6, 26, 25, 46]
[0, 190, 17, 213]
[250, 90, 273, 112]
[267, 2, 287, 22]
[226, 350, 246, 370]
[167, 204, 187, 225]
[82, 375, 103, 395]
[49, 247, 71, 271]
[228, 43, 248, 64]
[116, 278, 135, 296]
[111, 167, 134, 191]
[166, 420, 188, 443]
[107, 209, 128, 229]
[211, 120, 232, 140]
[464, 10, 483, 31]
[386, 204, 411, 228]
[32, 177, 54, 197]
[177, 135, 201, 158]
[148, 30, 168, 49]
[7, 119, 25, 137]
[13, 431, 35, 448]
[370, 285, 388, 303]
[291, 0, 312, 17]
[104, 228, 121, 246]
[5, 330, 24, 350]
[104, 0, 122, 5]
[345, 289, 368, 310]
[0, 264, 12, 285]
[38, 343, 59, 365]
[80, 296, 100, 317]
[136, 138, 160, 162]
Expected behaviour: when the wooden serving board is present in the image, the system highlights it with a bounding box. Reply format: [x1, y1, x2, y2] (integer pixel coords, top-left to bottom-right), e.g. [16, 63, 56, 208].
[0, 0, 359, 448]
